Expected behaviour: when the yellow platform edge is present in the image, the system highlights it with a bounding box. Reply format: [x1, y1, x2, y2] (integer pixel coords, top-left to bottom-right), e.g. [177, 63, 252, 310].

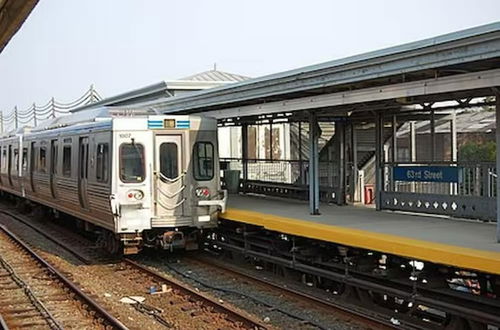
[221, 208, 500, 275]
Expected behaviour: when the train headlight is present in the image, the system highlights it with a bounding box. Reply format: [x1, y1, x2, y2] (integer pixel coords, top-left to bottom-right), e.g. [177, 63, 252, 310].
[195, 187, 210, 199]
[134, 190, 144, 200]
[127, 190, 144, 200]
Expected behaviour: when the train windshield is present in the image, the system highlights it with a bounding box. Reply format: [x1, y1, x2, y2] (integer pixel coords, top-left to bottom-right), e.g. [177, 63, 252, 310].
[193, 142, 214, 181]
[159, 142, 178, 179]
[120, 143, 145, 183]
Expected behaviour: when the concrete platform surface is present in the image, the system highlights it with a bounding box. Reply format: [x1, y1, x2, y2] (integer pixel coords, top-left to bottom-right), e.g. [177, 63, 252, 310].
[221, 194, 500, 275]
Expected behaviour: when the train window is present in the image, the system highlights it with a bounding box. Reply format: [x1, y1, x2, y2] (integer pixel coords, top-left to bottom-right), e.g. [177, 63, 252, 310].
[193, 142, 214, 181]
[62, 146, 71, 177]
[96, 143, 109, 183]
[0, 148, 5, 171]
[159, 143, 178, 179]
[13, 149, 19, 172]
[120, 143, 145, 183]
[2, 148, 7, 171]
[50, 141, 58, 175]
[22, 148, 28, 172]
[39, 147, 47, 173]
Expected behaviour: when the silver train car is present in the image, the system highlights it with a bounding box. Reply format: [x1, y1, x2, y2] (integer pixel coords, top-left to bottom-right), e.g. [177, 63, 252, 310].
[0, 107, 227, 254]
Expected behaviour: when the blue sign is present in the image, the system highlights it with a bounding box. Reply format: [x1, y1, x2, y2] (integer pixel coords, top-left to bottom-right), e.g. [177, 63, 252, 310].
[393, 166, 460, 183]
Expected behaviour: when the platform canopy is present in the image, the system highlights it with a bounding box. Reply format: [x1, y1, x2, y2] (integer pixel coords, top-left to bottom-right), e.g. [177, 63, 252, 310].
[0, 0, 38, 54]
[140, 22, 500, 121]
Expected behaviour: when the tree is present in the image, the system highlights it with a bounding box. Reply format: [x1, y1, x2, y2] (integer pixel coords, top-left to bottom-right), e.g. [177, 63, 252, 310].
[458, 141, 496, 162]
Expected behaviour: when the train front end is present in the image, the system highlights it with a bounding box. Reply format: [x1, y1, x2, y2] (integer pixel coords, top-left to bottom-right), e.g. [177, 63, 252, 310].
[112, 115, 226, 253]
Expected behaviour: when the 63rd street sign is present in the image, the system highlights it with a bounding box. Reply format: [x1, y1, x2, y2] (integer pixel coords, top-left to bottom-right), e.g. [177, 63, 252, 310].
[392, 166, 460, 183]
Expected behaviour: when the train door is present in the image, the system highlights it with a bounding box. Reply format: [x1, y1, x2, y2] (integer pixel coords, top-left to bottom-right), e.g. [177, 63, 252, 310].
[12, 148, 19, 188]
[21, 147, 27, 196]
[7, 145, 12, 186]
[49, 139, 58, 198]
[29, 142, 36, 192]
[0, 145, 3, 185]
[78, 137, 89, 209]
[154, 134, 185, 218]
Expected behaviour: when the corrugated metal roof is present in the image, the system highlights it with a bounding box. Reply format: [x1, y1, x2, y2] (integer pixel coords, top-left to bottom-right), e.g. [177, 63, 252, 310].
[180, 70, 250, 82]
[71, 70, 250, 112]
[397, 109, 496, 136]
[149, 21, 500, 115]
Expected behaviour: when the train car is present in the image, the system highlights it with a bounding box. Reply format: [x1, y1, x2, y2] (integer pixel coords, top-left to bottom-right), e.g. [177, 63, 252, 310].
[0, 107, 227, 254]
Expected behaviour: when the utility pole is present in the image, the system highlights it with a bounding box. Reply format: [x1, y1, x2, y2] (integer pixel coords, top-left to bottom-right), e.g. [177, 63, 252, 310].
[33, 103, 37, 127]
[14, 106, 18, 130]
[51, 97, 56, 118]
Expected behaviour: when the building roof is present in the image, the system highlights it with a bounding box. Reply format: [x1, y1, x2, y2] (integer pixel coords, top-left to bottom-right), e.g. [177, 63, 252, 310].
[71, 69, 250, 112]
[0, 0, 38, 53]
[396, 108, 496, 137]
[144, 21, 500, 117]
[180, 70, 250, 82]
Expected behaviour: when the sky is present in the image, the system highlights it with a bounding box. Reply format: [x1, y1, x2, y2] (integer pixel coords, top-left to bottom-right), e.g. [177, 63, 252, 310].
[0, 0, 499, 120]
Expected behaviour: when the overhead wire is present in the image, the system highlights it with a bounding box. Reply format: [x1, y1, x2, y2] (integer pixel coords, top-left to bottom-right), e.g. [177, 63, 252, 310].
[1, 85, 101, 133]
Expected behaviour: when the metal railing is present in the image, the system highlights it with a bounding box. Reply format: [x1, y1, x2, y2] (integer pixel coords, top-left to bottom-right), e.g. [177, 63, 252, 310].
[221, 158, 342, 187]
[381, 162, 497, 221]
[220, 158, 344, 203]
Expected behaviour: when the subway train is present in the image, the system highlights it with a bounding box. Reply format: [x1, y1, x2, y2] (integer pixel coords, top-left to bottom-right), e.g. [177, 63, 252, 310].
[0, 107, 227, 254]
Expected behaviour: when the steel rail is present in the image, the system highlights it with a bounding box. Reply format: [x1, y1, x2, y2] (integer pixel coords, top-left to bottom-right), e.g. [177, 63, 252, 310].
[123, 258, 268, 330]
[213, 237, 500, 327]
[0, 225, 128, 330]
[0, 209, 267, 329]
[0, 314, 8, 330]
[0, 210, 92, 265]
[189, 255, 410, 330]
[0, 251, 64, 330]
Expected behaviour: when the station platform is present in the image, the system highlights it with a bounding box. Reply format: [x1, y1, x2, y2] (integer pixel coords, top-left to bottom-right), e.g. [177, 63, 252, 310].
[220, 194, 500, 275]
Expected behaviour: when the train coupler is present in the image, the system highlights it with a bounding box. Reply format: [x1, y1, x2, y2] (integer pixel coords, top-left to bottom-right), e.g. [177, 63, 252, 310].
[161, 231, 185, 252]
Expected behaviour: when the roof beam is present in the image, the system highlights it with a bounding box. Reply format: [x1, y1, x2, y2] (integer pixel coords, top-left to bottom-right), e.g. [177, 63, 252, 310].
[156, 23, 500, 113]
[187, 68, 500, 119]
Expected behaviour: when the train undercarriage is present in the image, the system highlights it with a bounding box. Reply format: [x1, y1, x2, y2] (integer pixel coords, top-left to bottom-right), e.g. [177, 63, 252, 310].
[206, 219, 500, 330]
[2, 192, 207, 256]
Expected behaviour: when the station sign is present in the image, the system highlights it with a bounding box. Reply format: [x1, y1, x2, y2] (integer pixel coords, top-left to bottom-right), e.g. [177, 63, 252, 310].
[393, 166, 460, 183]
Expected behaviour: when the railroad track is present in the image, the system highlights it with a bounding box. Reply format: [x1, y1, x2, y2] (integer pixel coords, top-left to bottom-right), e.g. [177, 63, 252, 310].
[184, 255, 403, 330]
[0, 209, 267, 330]
[0, 225, 127, 330]
[122, 258, 267, 329]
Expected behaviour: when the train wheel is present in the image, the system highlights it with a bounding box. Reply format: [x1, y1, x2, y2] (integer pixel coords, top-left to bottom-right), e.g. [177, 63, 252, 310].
[106, 231, 122, 256]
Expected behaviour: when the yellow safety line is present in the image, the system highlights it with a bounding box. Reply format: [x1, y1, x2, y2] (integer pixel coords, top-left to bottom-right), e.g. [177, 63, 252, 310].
[221, 208, 500, 275]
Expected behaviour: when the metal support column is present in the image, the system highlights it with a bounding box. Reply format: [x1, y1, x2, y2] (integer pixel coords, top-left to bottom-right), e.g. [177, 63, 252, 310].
[241, 124, 249, 193]
[375, 112, 384, 211]
[351, 123, 358, 203]
[337, 121, 346, 205]
[410, 121, 417, 193]
[309, 112, 320, 215]
[269, 121, 273, 161]
[450, 111, 458, 195]
[391, 115, 397, 191]
[430, 109, 436, 161]
[410, 121, 416, 162]
[298, 121, 305, 185]
[450, 110, 457, 162]
[495, 92, 500, 242]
